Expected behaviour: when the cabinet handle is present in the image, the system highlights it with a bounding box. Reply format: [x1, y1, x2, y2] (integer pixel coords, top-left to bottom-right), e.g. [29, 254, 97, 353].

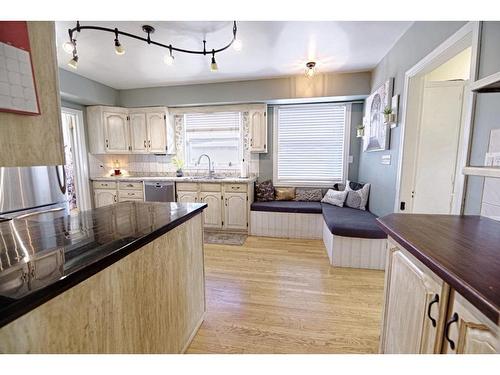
[250, 139, 253, 147]
[444, 312, 459, 350]
[148, 140, 151, 147]
[102, 183, 108, 186]
[144, 140, 147, 148]
[113, 195, 117, 203]
[427, 294, 439, 327]
[105, 139, 109, 148]
[232, 186, 240, 190]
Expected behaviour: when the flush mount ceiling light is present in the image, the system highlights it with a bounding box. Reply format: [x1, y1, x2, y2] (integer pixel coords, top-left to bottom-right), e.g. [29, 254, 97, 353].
[63, 21, 240, 71]
[305, 61, 317, 78]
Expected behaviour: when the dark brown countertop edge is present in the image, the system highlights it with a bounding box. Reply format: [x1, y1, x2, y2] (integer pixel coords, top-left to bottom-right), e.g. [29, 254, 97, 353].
[0, 204, 207, 329]
[376, 218, 499, 326]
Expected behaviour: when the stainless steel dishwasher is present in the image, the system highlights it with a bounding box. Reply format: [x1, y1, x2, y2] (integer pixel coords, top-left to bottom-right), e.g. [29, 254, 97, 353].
[144, 181, 176, 202]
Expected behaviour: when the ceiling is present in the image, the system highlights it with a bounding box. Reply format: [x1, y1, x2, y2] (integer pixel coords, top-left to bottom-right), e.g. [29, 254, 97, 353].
[55, 21, 412, 90]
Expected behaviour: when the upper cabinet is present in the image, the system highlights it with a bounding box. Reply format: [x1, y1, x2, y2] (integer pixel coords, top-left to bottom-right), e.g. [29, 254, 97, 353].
[248, 105, 267, 153]
[87, 106, 174, 155]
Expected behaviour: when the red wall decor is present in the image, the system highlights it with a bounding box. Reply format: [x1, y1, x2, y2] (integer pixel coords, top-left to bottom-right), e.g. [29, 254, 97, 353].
[0, 21, 41, 115]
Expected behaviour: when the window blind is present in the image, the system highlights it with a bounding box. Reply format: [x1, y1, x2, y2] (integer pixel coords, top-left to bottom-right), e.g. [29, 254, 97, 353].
[275, 103, 348, 185]
[185, 111, 241, 132]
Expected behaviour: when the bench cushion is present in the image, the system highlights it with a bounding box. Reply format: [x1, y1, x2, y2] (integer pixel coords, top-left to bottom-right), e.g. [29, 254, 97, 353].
[321, 203, 387, 239]
[251, 201, 323, 214]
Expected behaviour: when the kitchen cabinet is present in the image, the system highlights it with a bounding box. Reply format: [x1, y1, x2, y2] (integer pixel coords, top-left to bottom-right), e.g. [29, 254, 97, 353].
[177, 191, 198, 203]
[249, 105, 267, 153]
[94, 189, 117, 208]
[87, 106, 173, 155]
[223, 192, 248, 230]
[199, 192, 223, 229]
[380, 243, 446, 353]
[380, 238, 499, 354]
[443, 290, 499, 354]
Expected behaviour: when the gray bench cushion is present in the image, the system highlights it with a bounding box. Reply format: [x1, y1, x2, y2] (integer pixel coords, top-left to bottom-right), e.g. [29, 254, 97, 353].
[321, 203, 387, 239]
[251, 201, 322, 214]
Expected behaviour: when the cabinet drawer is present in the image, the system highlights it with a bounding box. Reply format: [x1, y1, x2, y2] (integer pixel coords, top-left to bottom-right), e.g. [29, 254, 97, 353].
[176, 182, 198, 192]
[200, 183, 221, 192]
[119, 181, 143, 190]
[118, 190, 144, 199]
[223, 183, 247, 193]
[93, 181, 117, 190]
[118, 197, 144, 203]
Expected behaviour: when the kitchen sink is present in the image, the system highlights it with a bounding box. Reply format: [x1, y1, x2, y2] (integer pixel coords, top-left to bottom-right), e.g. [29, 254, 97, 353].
[188, 175, 226, 180]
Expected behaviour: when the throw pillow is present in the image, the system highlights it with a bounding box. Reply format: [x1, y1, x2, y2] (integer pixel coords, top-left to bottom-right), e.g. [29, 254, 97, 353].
[345, 180, 370, 210]
[275, 187, 296, 201]
[321, 189, 348, 207]
[294, 188, 323, 202]
[255, 180, 275, 201]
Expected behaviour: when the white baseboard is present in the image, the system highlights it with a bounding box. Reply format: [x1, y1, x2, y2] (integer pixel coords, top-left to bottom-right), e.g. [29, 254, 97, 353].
[250, 211, 323, 239]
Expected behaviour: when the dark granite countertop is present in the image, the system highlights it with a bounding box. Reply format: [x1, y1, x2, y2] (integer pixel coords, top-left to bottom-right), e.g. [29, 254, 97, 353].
[377, 214, 500, 325]
[0, 201, 206, 328]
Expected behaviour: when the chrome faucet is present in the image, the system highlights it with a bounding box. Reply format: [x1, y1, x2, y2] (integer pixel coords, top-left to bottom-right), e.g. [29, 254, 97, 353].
[197, 154, 214, 177]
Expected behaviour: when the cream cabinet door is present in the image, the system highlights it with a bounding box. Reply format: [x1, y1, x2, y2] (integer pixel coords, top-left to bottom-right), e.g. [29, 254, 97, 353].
[129, 112, 148, 153]
[442, 291, 499, 354]
[249, 109, 267, 153]
[94, 189, 117, 208]
[381, 246, 445, 353]
[147, 112, 167, 153]
[103, 112, 130, 153]
[177, 191, 198, 203]
[199, 192, 223, 229]
[223, 192, 247, 230]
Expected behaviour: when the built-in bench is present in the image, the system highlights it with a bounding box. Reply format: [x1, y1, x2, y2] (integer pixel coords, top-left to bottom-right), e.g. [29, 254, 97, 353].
[250, 200, 387, 270]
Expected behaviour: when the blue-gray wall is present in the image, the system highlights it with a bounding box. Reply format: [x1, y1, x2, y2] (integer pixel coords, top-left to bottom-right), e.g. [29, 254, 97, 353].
[357, 21, 467, 216]
[464, 22, 500, 214]
[59, 68, 119, 106]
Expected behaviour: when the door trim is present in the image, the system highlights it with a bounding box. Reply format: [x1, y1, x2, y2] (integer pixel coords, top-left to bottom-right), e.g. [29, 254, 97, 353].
[394, 21, 481, 214]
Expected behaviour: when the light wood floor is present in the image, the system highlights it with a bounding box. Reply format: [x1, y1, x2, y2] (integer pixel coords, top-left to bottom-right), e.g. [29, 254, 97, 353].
[187, 236, 385, 354]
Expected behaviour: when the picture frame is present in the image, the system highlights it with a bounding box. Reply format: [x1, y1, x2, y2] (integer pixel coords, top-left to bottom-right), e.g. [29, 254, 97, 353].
[363, 78, 393, 152]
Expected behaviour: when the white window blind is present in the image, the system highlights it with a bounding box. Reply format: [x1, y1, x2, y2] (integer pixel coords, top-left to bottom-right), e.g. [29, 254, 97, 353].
[184, 111, 241, 168]
[274, 103, 348, 186]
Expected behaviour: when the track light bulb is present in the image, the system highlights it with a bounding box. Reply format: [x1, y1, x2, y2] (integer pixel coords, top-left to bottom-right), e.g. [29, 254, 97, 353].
[115, 39, 125, 55]
[210, 56, 218, 72]
[305, 61, 316, 78]
[233, 39, 242, 52]
[68, 55, 78, 69]
[164, 53, 174, 66]
[62, 41, 75, 54]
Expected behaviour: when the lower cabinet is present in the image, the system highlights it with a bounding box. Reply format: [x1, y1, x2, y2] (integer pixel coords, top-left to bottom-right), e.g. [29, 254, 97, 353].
[380, 238, 499, 354]
[223, 192, 247, 230]
[177, 191, 198, 203]
[94, 189, 117, 207]
[199, 192, 223, 229]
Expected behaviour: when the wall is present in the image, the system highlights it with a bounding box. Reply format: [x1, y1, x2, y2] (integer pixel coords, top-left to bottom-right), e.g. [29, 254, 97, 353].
[0, 22, 65, 167]
[59, 68, 119, 106]
[357, 21, 467, 216]
[118, 71, 371, 107]
[425, 47, 471, 81]
[464, 22, 500, 214]
[258, 103, 363, 182]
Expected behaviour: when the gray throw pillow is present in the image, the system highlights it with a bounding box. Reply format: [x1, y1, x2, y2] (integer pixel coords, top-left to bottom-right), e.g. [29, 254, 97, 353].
[345, 181, 370, 210]
[294, 188, 323, 202]
[321, 189, 348, 207]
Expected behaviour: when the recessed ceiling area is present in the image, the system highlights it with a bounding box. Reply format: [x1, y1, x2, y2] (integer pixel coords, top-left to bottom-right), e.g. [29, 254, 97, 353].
[55, 21, 413, 90]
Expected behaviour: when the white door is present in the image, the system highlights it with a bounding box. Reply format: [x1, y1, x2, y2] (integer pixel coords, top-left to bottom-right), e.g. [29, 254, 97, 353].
[412, 81, 465, 214]
[94, 189, 117, 207]
[249, 109, 267, 153]
[129, 112, 148, 153]
[224, 192, 247, 230]
[147, 112, 167, 153]
[103, 112, 130, 153]
[199, 192, 223, 229]
[381, 248, 444, 353]
[177, 191, 198, 203]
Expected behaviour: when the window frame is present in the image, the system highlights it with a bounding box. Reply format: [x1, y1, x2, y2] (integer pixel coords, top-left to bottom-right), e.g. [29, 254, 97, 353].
[272, 102, 351, 187]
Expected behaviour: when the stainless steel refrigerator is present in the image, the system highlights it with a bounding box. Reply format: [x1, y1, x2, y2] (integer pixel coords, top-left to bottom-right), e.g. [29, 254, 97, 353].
[0, 165, 68, 222]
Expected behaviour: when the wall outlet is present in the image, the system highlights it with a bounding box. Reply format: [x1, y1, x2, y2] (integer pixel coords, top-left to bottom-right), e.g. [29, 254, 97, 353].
[381, 154, 391, 165]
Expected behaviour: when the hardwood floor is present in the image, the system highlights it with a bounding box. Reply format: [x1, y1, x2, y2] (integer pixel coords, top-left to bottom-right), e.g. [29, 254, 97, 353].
[187, 236, 385, 353]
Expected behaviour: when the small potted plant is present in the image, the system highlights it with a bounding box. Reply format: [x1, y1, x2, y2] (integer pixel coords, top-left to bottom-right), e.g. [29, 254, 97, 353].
[383, 106, 393, 124]
[356, 125, 365, 138]
[172, 157, 185, 177]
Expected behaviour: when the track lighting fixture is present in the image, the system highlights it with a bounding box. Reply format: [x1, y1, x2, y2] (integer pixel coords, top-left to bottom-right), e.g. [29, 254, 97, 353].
[210, 51, 218, 72]
[164, 46, 174, 65]
[63, 21, 238, 71]
[305, 61, 317, 78]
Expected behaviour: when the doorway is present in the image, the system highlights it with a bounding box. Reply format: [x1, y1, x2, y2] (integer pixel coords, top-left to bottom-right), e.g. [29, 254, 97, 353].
[61, 107, 92, 212]
[395, 23, 480, 215]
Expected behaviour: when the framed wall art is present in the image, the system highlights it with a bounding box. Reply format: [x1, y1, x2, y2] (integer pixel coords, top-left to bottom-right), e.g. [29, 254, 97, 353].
[363, 78, 393, 152]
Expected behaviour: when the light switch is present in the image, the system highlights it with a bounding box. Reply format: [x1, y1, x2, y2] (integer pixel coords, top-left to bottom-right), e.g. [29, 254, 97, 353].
[381, 154, 391, 165]
[348, 155, 354, 163]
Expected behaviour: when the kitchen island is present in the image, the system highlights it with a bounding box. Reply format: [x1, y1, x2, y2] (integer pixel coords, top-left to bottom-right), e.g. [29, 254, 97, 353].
[0, 201, 207, 353]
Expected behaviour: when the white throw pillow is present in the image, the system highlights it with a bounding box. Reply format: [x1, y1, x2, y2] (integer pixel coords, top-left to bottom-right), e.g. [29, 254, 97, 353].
[321, 189, 348, 207]
[345, 180, 371, 210]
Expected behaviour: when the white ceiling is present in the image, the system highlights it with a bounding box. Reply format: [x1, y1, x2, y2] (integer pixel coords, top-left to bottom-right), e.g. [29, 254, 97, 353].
[55, 21, 412, 90]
